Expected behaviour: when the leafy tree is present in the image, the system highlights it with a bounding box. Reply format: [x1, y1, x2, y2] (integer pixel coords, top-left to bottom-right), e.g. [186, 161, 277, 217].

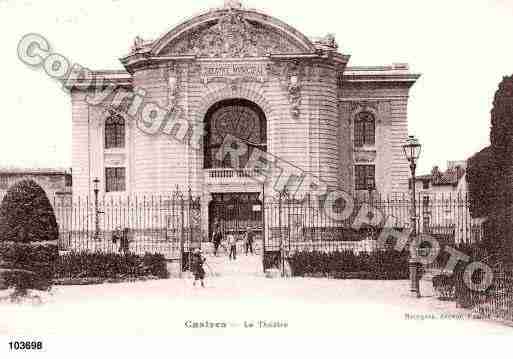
[489, 75, 513, 264]
[467, 146, 496, 219]
[0, 179, 58, 243]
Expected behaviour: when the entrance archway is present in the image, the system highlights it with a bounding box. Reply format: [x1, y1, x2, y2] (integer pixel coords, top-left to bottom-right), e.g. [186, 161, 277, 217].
[208, 192, 263, 239]
[208, 192, 264, 275]
[203, 99, 267, 270]
[203, 98, 267, 169]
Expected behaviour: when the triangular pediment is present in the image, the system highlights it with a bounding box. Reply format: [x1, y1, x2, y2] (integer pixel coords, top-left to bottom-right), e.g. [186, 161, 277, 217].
[153, 8, 316, 58]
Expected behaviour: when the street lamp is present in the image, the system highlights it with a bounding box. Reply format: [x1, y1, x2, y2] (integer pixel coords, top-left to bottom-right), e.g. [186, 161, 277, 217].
[366, 176, 376, 241]
[402, 135, 422, 298]
[366, 176, 375, 206]
[93, 177, 101, 241]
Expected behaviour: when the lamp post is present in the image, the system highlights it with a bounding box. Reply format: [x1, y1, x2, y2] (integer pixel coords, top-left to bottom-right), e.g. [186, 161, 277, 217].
[366, 177, 376, 240]
[93, 178, 101, 241]
[403, 135, 422, 298]
[366, 177, 375, 207]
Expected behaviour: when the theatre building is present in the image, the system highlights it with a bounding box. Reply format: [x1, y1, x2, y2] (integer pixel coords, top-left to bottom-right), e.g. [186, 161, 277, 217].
[68, 1, 420, 236]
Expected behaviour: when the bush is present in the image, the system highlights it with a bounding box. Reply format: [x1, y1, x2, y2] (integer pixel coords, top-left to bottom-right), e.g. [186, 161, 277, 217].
[0, 179, 59, 243]
[287, 249, 409, 280]
[263, 251, 281, 271]
[0, 243, 59, 296]
[54, 252, 169, 282]
[448, 242, 496, 308]
[432, 274, 455, 300]
[143, 253, 169, 279]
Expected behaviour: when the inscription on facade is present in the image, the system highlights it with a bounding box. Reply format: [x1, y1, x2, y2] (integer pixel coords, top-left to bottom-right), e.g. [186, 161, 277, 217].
[199, 63, 267, 84]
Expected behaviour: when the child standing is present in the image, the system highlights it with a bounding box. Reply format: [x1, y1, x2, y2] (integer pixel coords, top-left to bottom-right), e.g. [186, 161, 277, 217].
[191, 248, 206, 287]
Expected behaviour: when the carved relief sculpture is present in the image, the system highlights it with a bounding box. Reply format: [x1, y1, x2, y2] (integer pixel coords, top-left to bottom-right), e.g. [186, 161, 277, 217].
[163, 9, 302, 57]
[268, 61, 304, 118]
[168, 64, 179, 108]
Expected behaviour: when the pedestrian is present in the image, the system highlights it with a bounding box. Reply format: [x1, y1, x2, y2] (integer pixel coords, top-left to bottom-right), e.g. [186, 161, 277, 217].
[227, 232, 237, 260]
[119, 227, 130, 255]
[191, 248, 206, 287]
[213, 227, 222, 257]
[112, 227, 121, 245]
[244, 226, 254, 255]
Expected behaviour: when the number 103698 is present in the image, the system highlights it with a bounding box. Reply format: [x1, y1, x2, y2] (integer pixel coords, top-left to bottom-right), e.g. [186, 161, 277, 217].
[9, 341, 43, 351]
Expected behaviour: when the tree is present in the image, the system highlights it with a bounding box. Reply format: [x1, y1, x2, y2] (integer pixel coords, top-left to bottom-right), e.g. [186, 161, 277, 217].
[489, 75, 513, 265]
[467, 146, 496, 219]
[0, 179, 58, 243]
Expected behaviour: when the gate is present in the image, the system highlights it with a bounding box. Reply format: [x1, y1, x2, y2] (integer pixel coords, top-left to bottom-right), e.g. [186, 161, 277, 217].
[208, 192, 263, 254]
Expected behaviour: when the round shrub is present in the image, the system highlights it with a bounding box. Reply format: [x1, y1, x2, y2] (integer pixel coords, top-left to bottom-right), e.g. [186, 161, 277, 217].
[0, 179, 58, 243]
[0, 179, 59, 299]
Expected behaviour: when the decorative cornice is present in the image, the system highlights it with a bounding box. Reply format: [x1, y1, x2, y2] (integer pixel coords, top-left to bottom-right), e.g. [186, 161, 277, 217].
[65, 71, 133, 90]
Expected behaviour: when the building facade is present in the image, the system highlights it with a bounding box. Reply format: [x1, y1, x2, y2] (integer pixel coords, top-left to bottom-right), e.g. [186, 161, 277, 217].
[0, 168, 72, 205]
[412, 161, 484, 244]
[68, 1, 420, 235]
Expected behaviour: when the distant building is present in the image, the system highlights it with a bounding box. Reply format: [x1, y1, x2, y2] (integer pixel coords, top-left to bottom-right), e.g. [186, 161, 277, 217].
[0, 167, 72, 205]
[413, 161, 467, 194]
[411, 161, 483, 244]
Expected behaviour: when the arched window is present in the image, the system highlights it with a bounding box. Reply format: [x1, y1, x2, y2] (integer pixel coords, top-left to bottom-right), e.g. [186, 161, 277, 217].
[105, 114, 125, 149]
[354, 112, 375, 148]
[204, 99, 267, 169]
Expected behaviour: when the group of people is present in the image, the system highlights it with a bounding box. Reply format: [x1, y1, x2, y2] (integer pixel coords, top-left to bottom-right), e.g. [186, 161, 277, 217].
[212, 226, 255, 260]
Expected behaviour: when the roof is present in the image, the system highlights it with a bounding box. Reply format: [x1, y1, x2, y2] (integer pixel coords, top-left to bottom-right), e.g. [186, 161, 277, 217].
[342, 64, 421, 85]
[417, 165, 466, 187]
[0, 167, 71, 176]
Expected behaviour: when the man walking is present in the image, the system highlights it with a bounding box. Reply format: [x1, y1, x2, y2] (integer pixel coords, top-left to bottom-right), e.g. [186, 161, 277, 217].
[213, 228, 223, 256]
[227, 232, 237, 260]
[244, 227, 254, 255]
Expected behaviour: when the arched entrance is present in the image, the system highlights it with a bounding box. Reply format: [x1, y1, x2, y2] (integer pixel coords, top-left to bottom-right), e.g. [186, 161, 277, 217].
[208, 192, 263, 240]
[204, 98, 267, 256]
[204, 98, 267, 170]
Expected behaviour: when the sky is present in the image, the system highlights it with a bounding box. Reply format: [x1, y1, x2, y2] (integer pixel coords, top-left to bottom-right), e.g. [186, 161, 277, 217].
[0, 0, 512, 174]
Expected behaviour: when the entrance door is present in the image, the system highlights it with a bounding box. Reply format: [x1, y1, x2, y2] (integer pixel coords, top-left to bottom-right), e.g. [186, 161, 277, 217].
[208, 192, 262, 240]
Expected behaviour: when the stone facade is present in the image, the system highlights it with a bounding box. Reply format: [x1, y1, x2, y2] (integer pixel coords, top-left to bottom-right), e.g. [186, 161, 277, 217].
[67, 3, 419, 233]
[0, 168, 72, 205]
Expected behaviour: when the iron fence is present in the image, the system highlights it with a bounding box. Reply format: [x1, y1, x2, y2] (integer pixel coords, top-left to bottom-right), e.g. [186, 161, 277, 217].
[52, 193, 202, 262]
[262, 192, 485, 255]
[471, 270, 513, 322]
[51, 192, 485, 261]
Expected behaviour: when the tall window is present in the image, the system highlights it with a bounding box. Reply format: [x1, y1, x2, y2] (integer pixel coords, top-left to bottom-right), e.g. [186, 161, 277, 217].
[105, 167, 126, 193]
[355, 165, 375, 190]
[354, 112, 375, 148]
[0, 176, 8, 190]
[105, 114, 125, 149]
